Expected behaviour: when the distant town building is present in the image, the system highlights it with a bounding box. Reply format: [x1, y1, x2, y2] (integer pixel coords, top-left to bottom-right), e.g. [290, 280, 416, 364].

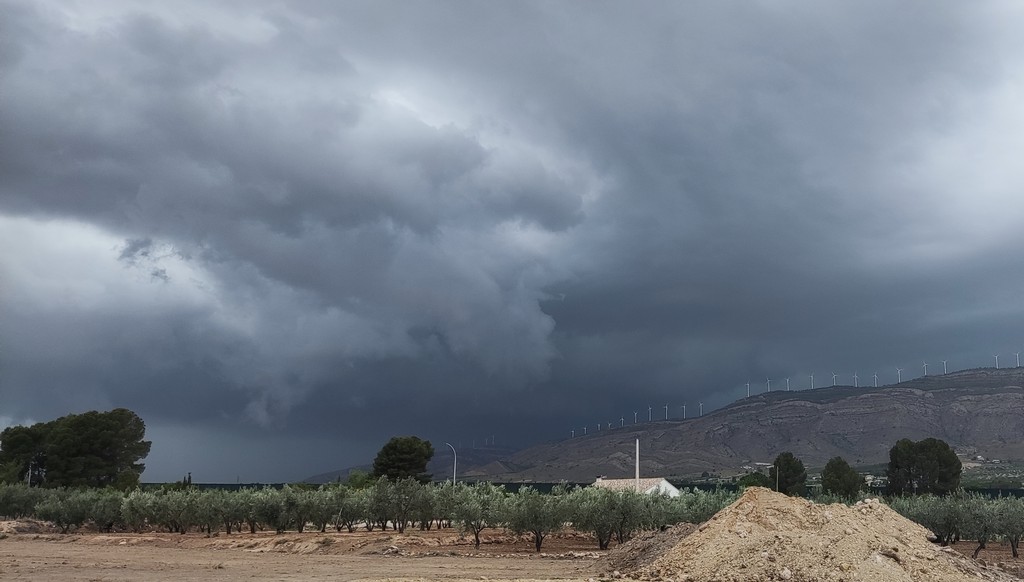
[592, 476, 681, 497]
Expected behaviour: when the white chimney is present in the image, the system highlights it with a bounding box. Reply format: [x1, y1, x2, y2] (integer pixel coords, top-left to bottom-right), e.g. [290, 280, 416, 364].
[635, 438, 640, 492]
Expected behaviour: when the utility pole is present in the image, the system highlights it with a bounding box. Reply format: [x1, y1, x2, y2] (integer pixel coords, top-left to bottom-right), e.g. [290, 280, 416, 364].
[444, 442, 457, 484]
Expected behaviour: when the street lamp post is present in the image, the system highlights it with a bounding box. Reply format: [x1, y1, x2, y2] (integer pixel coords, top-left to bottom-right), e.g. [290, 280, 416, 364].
[444, 442, 457, 484]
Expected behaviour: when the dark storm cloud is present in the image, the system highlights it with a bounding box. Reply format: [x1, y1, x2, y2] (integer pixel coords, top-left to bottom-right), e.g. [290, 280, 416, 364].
[2, 0, 1024, 481]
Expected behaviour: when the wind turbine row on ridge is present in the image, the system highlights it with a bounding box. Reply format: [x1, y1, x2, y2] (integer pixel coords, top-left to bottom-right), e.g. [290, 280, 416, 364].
[570, 352, 1024, 440]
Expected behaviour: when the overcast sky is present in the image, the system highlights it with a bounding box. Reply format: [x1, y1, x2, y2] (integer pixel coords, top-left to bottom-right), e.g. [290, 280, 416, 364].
[3, 1, 1024, 482]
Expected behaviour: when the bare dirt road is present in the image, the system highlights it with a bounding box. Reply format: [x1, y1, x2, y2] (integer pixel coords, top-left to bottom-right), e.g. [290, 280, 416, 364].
[0, 527, 600, 582]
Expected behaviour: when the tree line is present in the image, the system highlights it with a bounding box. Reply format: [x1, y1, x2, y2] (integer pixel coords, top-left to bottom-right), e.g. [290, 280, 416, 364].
[737, 437, 963, 499]
[5, 475, 1022, 558]
[0, 478, 737, 551]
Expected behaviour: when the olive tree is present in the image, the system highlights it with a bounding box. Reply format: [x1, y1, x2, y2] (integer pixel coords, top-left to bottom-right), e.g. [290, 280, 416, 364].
[671, 488, 738, 524]
[0, 483, 47, 519]
[253, 487, 288, 533]
[960, 493, 999, 559]
[334, 488, 365, 533]
[999, 497, 1024, 558]
[34, 489, 90, 533]
[569, 486, 620, 549]
[503, 486, 568, 552]
[452, 482, 507, 548]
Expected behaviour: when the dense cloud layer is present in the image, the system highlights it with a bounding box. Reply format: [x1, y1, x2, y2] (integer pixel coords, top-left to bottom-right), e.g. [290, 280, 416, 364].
[3, 1, 1024, 481]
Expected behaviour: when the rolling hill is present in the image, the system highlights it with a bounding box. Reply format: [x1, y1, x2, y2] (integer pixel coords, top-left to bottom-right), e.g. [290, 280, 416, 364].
[460, 368, 1024, 482]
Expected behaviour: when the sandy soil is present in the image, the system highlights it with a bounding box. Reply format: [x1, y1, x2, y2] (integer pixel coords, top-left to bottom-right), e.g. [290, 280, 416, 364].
[3, 515, 1023, 582]
[0, 527, 600, 582]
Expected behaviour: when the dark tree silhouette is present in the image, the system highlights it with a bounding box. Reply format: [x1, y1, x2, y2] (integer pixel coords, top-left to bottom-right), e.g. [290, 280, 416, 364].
[821, 456, 865, 499]
[0, 408, 151, 489]
[372, 436, 434, 482]
[769, 452, 807, 496]
[886, 437, 961, 495]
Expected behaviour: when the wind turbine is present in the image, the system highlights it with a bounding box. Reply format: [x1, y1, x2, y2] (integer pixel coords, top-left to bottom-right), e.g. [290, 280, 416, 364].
[634, 411, 638, 424]
[995, 355, 1000, 369]
[896, 367, 903, 383]
[766, 378, 771, 392]
[620, 416, 624, 427]
[664, 404, 669, 420]
[1017, 352, 1021, 368]
[786, 377, 790, 391]
[922, 362, 928, 376]
[571, 429, 575, 438]
[699, 402, 704, 417]
[648, 406, 652, 422]
[873, 372, 878, 388]
[583, 426, 587, 435]
[853, 372, 859, 388]
[746, 382, 750, 398]
[832, 372, 838, 387]
[941, 360, 947, 375]
[810, 374, 814, 389]
[682, 403, 687, 419]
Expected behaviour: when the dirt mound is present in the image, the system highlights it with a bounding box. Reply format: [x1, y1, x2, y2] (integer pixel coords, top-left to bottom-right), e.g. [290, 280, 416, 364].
[630, 487, 1019, 582]
[0, 519, 58, 535]
[598, 524, 698, 574]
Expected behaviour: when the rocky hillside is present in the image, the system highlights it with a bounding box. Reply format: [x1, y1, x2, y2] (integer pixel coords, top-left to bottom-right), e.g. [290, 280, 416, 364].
[462, 368, 1024, 482]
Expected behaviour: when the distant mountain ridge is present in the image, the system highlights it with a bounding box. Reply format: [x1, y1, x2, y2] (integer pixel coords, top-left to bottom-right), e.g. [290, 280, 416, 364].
[458, 368, 1024, 482]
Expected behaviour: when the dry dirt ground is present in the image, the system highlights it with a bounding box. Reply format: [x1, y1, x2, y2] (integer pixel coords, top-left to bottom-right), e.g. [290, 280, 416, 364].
[0, 525, 601, 582]
[5, 498, 1024, 582]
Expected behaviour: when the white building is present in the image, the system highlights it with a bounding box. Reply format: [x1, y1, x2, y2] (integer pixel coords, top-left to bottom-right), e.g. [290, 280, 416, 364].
[592, 476, 681, 497]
